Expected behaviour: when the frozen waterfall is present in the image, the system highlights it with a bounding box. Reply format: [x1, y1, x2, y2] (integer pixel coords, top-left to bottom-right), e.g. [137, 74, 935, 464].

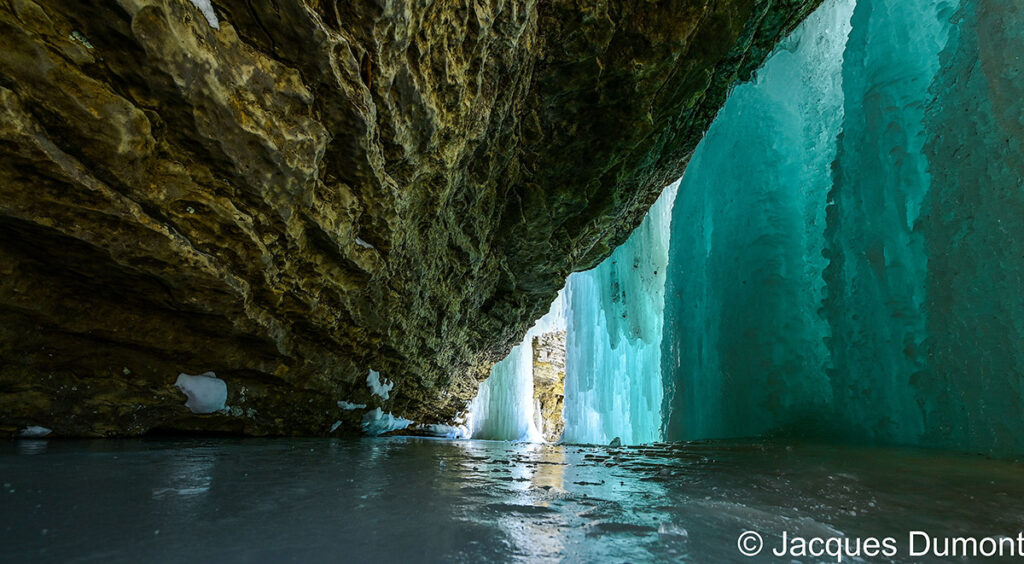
[663, 0, 854, 441]
[470, 0, 1024, 457]
[663, 0, 1024, 456]
[561, 182, 678, 445]
[467, 292, 566, 441]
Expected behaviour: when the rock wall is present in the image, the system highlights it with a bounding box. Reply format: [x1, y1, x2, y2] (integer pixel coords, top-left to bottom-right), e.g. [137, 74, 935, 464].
[0, 0, 820, 436]
[531, 330, 565, 442]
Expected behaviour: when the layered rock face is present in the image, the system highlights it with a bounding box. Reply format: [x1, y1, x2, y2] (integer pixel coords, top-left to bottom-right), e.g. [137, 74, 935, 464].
[531, 330, 565, 442]
[0, 0, 819, 437]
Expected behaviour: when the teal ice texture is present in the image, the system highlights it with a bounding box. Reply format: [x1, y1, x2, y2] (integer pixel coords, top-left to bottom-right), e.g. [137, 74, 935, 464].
[561, 183, 678, 445]
[663, 0, 1024, 456]
[920, 1, 1024, 455]
[478, 0, 1024, 456]
[821, 0, 958, 446]
[663, 0, 853, 441]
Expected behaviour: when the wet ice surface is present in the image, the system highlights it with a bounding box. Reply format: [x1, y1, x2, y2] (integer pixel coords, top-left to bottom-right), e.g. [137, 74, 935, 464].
[2, 437, 1024, 563]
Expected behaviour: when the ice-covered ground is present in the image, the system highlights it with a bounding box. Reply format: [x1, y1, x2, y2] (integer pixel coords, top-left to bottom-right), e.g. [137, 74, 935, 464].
[3, 437, 1024, 562]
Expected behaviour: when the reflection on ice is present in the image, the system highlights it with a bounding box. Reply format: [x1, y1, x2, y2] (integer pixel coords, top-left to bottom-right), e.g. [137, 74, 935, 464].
[15, 440, 48, 456]
[2, 437, 1024, 562]
[154, 449, 215, 499]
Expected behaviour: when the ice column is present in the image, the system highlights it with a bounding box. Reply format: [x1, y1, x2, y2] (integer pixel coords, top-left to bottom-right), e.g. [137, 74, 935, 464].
[820, 0, 958, 446]
[561, 182, 678, 445]
[662, 0, 853, 440]
[920, 1, 1024, 455]
[468, 293, 566, 441]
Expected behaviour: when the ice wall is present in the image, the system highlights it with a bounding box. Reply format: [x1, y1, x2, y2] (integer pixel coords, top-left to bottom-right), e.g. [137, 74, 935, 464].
[470, 181, 676, 446]
[476, 0, 1024, 456]
[663, 0, 853, 440]
[662, 0, 1024, 455]
[822, 0, 957, 445]
[467, 293, 566, 441]
[561, 183, 678, 445]
[920, 1, 1024, 454]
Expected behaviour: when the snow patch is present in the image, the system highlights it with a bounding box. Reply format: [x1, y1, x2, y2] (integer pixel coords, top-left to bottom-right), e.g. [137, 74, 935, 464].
[361, 408, 412, 436]
[188, 0, 220, 29]
[330, 420, 342, 433]
[18, 426, 51, 438]
[366, 369, 393, 400]
[355, 237, 374, 249]
[338, 400, 367, 410]
[69, 31, 93, 50]
[174, 372, 227, 414]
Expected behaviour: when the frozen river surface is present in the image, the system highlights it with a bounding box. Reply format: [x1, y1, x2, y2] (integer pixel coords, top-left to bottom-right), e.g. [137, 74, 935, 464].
[2, 437, 1024, 562]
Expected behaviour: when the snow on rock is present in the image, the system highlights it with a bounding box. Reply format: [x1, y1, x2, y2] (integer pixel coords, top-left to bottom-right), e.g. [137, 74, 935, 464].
[188, 0, 220, 29]
[18, 426, 51, 438]
[366, 369, 393, 400]
[361, 408, 412, 436]
[174, 372, 227, 414]
[338, 400, 367, 410]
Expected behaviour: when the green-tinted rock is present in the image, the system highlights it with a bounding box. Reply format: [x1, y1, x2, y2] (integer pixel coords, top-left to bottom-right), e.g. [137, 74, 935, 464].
[0, 0, 819, 437]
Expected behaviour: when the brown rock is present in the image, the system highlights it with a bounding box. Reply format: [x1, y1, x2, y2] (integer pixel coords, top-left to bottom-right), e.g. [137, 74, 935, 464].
[0, 0, 821, 436]
[532, 330, 565, 442]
